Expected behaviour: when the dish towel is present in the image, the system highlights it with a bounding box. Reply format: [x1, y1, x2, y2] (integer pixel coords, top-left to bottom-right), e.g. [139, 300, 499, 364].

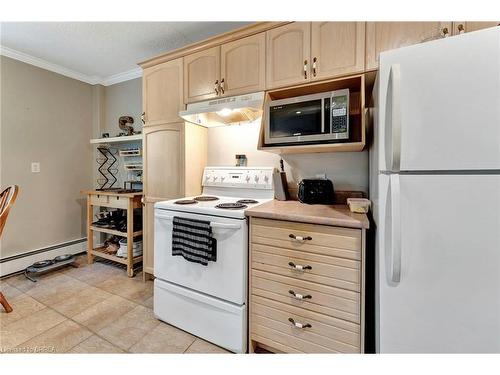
[171, 216, 217, 266]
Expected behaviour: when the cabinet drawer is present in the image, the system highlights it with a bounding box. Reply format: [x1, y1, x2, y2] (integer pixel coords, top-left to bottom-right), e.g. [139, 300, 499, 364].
[90, 194, 109, 206]
[251, 218, 361, 256]
[251, 301, 360, 353]
[252, 273, 360, 323]
[252, 250, 360, 292]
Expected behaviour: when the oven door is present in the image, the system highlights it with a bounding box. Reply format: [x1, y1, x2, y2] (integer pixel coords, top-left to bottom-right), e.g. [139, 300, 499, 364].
[154, 208, 247, 305]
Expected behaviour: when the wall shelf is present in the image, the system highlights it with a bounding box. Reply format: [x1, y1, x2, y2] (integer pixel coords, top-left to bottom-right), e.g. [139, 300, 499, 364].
[90, 134, 143, 144]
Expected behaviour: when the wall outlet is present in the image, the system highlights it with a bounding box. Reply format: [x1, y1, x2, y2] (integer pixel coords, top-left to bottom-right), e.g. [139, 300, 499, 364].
[31, 162, 40, 173]
[315, 173, 327, 179]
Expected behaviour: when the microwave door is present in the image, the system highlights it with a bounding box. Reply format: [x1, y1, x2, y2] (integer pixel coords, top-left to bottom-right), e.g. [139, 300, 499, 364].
[266, 99, 323, 144]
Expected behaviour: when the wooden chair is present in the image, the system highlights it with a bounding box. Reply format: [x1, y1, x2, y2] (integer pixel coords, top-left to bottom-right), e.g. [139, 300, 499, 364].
[0, 185, 19, 313]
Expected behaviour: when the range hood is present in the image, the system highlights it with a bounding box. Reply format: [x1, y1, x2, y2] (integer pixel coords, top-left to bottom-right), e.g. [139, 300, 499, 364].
[179, 92, 264, 128]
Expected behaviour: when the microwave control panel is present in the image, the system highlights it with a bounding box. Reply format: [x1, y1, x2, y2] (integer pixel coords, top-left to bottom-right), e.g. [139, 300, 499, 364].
[330, 89, 349, 137]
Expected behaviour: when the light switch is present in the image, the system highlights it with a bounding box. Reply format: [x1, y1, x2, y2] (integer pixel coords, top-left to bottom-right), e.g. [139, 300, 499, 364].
[31, 162, 40, 173]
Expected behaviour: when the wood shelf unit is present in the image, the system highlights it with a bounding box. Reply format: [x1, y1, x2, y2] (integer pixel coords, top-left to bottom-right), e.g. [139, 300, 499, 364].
[90, 246, 143, 266]
[89, 226, 143, 238]
[257, 74, 367, 154]
[82, 190, 143, 277]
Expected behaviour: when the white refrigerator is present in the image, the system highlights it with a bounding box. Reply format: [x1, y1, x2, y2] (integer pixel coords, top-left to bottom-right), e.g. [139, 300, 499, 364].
[370, 27, 500, 353]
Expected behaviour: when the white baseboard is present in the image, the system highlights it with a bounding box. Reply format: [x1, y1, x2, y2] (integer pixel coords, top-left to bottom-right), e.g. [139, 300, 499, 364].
[0, 239, 87, 277]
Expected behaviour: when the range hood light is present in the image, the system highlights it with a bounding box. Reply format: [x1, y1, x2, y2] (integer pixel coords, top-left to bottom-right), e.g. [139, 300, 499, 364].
[179, 92, 264, 128]
[216, 108, 234, 117]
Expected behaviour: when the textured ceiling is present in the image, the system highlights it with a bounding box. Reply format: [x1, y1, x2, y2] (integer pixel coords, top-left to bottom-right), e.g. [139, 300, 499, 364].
[0, 22, 251, 79]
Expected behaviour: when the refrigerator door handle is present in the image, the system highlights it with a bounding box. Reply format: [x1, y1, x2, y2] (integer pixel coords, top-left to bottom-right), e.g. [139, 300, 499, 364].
[386, 64, 402, 172]
[389, 174, 402, 283]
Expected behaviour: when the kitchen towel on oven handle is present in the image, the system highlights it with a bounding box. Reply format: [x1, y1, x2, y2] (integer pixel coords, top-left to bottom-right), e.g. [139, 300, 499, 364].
[171, 216, 217, 266]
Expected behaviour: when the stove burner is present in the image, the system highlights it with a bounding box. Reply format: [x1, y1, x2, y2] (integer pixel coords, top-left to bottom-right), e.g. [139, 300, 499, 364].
[174, 199, 198, 205]
[215, 203, 248, 210]
[194, 196, 219, 201]
[236, 199, 259, 204]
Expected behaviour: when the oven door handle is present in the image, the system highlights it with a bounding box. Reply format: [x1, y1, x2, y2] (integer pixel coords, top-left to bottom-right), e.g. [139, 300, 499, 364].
[155, 213, 241, 230]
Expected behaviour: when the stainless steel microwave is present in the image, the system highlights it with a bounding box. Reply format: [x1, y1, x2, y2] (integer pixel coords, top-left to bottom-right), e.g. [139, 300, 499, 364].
[264, 89, 349, 146]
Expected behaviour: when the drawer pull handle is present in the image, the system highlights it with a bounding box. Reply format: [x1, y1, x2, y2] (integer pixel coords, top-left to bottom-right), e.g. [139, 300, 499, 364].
[288, 261, 312, 271]
[289, 234, 312, 241]
[288, 318, 312, 329]
[288, 290, 312, 300]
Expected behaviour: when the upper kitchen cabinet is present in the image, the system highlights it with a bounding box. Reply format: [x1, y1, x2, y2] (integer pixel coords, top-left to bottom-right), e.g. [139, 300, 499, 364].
[365, 22, 452, 70]
[452, 22, 499, 35]
[310, 22, 365, 81]
[220, 33, 266, 96]
[142, 58, 184, 126]
[184, 46, 220, 103]
[266, 22, 311, 89]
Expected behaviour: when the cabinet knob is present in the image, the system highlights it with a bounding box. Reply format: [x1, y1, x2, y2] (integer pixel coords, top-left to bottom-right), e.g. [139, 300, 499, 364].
[441, 27, 449, 37]
[214, 80, 219, 95]
[457, 24, 465, 34]
[141, 112, 145, 124]
[312, 57, 317, 77]
[303, 60, 308, 79]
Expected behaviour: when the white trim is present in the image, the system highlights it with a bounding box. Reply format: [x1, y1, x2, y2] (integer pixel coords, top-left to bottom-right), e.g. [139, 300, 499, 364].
[0, 45, 141, 86]
[0, 239, 87, 277]
[102, 68, 142, 86]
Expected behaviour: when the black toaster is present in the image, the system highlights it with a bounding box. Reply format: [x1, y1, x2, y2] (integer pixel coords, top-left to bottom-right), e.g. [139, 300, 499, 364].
[298, 179, 335, 205]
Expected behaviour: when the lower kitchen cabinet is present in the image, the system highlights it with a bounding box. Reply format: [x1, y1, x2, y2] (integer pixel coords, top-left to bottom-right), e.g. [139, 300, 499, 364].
[142, 201, 155, 276]
[248, 215, 368, 353]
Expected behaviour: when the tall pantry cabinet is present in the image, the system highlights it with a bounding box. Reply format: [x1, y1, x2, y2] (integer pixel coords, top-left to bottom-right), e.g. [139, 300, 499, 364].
[142, 57, 208, 278]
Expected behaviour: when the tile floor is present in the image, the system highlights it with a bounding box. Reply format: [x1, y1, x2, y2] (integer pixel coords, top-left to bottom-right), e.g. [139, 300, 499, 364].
[0, 255, 229, 354]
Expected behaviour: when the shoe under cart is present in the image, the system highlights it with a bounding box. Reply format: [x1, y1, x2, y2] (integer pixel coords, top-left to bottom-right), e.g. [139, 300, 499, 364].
[82, 190, 143, 277]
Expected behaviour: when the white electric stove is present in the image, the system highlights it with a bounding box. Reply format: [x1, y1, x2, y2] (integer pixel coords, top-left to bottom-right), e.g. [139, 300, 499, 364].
[153, 167, 274, 353]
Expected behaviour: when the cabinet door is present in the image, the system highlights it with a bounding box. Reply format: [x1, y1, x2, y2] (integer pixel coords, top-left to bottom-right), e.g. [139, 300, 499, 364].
[143, 123, 184, 201]
[142, 58, 183, 126]
[266, 22, 311, 89]
[452, 21, 499, 35]
[220, 33, 266, 96]
[311, 22, 365, 80]
[184, 46, 220, 103]
[143, 201, 155, 276]
[366, 22, 452, 70]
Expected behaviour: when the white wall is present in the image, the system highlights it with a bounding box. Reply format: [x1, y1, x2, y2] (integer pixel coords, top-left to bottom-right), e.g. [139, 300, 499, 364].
[207, 121, 368, 193]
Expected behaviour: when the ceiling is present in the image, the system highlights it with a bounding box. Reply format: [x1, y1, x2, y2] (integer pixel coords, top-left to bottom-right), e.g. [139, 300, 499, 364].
[0, 22, 251, 85]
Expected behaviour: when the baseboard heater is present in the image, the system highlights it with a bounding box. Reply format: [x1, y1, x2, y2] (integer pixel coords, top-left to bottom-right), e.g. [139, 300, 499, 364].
[0, 238, 87, 278]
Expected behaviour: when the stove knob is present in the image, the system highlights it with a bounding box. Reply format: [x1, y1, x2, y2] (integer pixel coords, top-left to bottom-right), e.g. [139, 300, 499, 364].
[205, 175, 210, 181]
[254, 175, 259, 182]
[220, 176, 225, 182]
[245, 175, 251, 182]
[213, 176, 218, 181]
[264, 175, 269, 182]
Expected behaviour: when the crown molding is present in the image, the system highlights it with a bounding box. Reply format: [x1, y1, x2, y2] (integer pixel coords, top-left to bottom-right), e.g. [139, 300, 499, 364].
[0, 45, 141, 86]
[101, 68, 142, 86]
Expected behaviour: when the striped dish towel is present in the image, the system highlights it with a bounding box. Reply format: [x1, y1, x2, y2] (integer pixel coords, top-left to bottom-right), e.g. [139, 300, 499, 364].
[172, 216, 217, 266]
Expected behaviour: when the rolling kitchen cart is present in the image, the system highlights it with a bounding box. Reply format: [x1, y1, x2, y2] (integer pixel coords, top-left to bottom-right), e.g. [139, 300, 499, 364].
[82, 190, 143, 277]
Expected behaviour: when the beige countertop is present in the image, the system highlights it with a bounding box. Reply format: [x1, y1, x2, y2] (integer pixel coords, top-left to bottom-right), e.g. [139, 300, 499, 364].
[246, 199, 369, 229]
